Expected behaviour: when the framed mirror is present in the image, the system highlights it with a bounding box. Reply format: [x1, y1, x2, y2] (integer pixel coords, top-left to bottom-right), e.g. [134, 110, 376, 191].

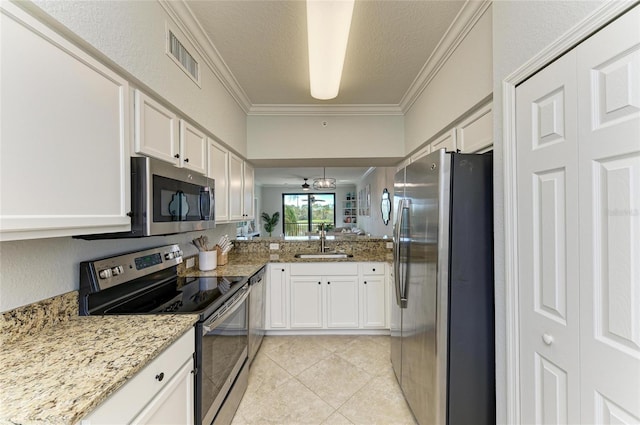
[381, 188, 391, 225]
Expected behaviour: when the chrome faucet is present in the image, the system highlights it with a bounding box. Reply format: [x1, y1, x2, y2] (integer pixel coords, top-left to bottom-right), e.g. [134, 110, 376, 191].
[319, 223, 326, 253]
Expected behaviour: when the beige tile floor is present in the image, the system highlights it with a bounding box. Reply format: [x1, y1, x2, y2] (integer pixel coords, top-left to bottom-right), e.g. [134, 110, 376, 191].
[231, 335, 417, 425]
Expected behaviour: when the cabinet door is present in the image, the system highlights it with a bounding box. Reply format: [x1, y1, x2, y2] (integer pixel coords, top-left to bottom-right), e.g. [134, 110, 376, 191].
[134, 90, 179, 165]
[132, 359, 195, 425]
[290, 276, 323, 328]
[228, 152, 244, 221]
[410, 144, 431, 163]
[208, 141, 229, 222]
[179, 120, 206, 174]
[430, 128, 456, 153]
[362, 276, 386, 328]
[0, 4, 131, 241]
[243, 162, 255, 220]
[326, 276, 359, 328]
[457, 103, 492, 153]
[267, 265, 288, 328]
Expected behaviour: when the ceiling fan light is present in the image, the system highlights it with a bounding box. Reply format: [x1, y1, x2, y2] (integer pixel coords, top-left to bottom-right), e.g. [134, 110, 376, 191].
[312, 167, 336, 190]
[307, 0, 355, 100]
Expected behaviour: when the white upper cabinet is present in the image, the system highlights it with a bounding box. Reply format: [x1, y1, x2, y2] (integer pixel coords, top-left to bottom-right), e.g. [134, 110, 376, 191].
[430, 128, 457, 153]
[243, 162, 255, 220]
[228, 152, 254, 221]
[179, 120, 207, 174]
[134, 90, 208, 176]
[134, 90, 180, 166]
[229, 152, 244, 221]
[208, 140, 230, 222]
[457, 102, 493, 153]
[410, 128, 457, 163]
[0, 3, 131, 241]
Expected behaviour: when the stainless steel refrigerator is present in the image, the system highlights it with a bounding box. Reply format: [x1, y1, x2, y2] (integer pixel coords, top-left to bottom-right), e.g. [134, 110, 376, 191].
[391, 149, 495, 425]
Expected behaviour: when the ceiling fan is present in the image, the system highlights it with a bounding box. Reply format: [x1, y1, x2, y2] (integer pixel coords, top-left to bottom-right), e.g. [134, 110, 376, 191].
[302, 195, 326, 203]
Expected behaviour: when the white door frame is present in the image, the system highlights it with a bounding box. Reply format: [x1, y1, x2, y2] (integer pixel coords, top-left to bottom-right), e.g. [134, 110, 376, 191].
[501, 2, 637, 423]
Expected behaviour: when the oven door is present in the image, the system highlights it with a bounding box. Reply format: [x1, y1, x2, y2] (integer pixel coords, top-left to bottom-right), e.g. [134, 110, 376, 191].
[199, 285, 249, 425]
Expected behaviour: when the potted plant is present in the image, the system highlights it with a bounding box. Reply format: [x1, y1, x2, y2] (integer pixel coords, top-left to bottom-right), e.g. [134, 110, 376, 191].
[261, 211, 280, 237]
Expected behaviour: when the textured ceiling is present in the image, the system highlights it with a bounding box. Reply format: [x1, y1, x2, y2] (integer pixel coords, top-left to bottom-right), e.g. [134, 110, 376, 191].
[186, 0, 465, 106]
[184, 0, 466, 186]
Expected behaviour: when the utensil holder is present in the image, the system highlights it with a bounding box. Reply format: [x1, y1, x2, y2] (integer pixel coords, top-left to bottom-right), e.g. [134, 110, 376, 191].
[217, 248, 228, 266]
[198, 251, 217, 271]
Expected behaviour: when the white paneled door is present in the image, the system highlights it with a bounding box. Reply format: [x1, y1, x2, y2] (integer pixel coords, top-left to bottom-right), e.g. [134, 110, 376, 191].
[577, 7, 640, 424]
[516, 49, 581, 425]
[516, 5, 640, 424]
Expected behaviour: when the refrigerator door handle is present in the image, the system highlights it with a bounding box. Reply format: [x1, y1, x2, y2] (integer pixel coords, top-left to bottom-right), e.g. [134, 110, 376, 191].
[394, 198, 410, 308]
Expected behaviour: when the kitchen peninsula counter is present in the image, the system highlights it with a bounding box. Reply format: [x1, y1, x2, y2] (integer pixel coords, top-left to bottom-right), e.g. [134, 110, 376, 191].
[181, 237, 392, 277]
[0, 294, 197, 425]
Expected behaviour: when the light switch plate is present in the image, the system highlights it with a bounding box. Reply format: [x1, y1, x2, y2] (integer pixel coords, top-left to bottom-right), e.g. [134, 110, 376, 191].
[186, 257, 195, 269]
[269, 243, 280, 250]
[386, 242, 394, 249]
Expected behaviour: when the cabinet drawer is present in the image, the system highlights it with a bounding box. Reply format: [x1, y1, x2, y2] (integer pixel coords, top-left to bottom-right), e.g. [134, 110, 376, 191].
[290, 262, 358, 276]
[83, 328, 194, 424]
[359, 263, 386, 275]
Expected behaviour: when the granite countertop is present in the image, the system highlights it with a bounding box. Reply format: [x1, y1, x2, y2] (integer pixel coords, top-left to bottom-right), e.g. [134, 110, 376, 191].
[181, 252, 393, 277]
[0, 314, 198, 425]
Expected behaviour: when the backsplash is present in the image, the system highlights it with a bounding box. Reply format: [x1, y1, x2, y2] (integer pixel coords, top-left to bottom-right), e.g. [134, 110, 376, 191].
[1, 291, 78, 344]
[232, 238, 391, 256]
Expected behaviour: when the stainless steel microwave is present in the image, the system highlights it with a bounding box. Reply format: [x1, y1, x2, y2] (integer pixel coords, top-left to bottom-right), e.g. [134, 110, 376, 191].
[80, 157, 214, 239]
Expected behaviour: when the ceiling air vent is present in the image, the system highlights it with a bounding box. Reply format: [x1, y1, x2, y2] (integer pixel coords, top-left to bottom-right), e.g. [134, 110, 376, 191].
[167, 29, 200, 86]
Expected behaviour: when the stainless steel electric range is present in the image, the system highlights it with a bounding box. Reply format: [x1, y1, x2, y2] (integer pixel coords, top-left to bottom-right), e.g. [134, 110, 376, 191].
[79, 244, 249, 425]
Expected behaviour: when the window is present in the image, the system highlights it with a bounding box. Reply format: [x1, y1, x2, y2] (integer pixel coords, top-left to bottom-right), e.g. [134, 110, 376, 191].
[282, 193, 335, 236]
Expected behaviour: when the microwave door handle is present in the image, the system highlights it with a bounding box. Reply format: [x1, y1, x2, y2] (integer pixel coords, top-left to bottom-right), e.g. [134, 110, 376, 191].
[199, 187, 213, 220]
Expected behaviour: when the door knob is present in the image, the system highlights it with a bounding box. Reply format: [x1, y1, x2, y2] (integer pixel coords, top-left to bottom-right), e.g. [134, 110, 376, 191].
[542, 333, 554, 345]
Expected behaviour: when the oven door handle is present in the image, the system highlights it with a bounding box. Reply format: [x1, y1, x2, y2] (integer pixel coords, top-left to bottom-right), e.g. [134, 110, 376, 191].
[202, 284, 249, 335]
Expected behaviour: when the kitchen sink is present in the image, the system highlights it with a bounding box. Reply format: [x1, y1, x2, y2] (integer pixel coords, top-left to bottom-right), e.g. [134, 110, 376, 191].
[294, 253, 353, 259]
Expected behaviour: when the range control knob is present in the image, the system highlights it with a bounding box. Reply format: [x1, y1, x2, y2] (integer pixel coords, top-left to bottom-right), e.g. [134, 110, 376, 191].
[165, 252, 175, 260]
[98, 268, 113, 279]
[111, 265, 124, 276]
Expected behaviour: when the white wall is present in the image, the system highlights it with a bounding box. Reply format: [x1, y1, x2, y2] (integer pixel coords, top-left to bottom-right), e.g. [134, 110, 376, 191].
[404, 6, 493, 155]
[0, 223, 237, 312]
[247, 115, 404, 161]
[491, 1, 605, 423]
[356, 168, 395, 238]
[258, 186, 356, 236]
[29, 0, 247, 155]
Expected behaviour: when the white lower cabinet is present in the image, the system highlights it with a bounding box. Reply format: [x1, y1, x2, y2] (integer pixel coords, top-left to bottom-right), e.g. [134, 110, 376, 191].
[360, 263, 387, 329]
[267, 262, 388, 332]
[290, 276, 324, 328]
[266, 264, 289, 329]
[81, 328, 195, 425]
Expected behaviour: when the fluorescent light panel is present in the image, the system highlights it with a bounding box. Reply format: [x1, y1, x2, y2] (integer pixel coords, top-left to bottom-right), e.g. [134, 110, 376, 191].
[307, 0, 355, 100]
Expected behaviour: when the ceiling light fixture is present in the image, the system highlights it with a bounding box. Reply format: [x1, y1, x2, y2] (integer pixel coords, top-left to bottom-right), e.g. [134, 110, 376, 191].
[313, 168, 336, 190]
[306, 0, 355, 100]
[302, 178, 310, 191]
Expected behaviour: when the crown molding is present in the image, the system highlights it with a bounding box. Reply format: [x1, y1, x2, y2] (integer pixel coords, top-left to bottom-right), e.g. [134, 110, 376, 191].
[399, 0, 493, 112]
[158, 0, 252, 113]
[248, 104, 404, 116]
[160, 0, 491, 117]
